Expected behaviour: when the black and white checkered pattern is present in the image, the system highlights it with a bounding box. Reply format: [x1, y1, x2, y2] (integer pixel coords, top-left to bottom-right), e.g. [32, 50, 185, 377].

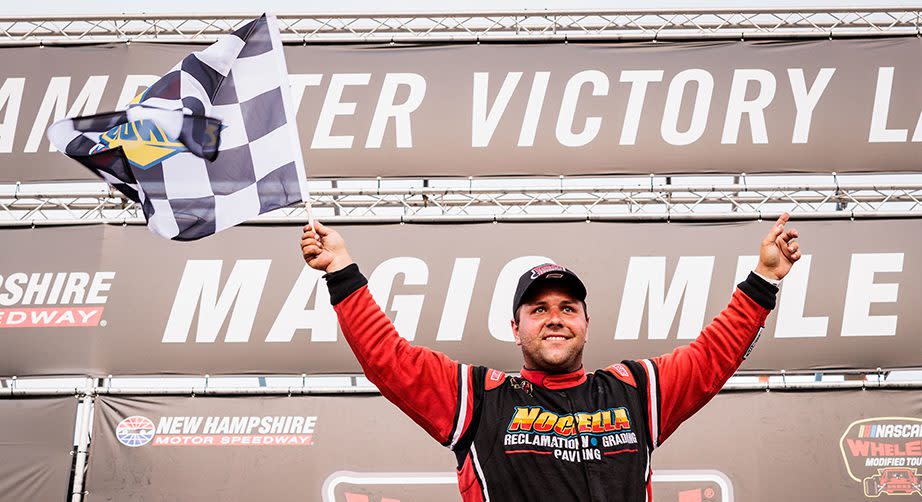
[47, 14, 308, 241]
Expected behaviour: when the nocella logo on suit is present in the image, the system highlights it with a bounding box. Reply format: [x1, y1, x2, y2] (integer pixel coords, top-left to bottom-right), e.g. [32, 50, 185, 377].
[115, 414, 318, 447]
[0, 271, 115, 328]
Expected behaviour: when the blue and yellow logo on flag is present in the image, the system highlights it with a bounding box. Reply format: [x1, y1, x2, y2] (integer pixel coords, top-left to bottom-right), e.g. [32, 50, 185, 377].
[89, 120, 188, 170]
[88, 94, 188, 170]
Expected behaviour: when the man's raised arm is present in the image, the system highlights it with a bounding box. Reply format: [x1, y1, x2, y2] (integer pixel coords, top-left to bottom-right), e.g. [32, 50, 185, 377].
[633, 213, 802, 447]
[301, 222, 474, 449]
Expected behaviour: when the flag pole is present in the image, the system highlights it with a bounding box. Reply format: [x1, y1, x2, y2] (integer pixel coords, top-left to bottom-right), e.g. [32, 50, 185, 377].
[266, 13, 315, 231]
[303, 197, 315, 230]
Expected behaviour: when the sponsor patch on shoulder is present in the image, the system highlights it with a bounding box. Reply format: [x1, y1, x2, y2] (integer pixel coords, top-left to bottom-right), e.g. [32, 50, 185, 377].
[743, 326, 764, 360]
[485, 369, 507, 390]
[607, 364, 637, 387]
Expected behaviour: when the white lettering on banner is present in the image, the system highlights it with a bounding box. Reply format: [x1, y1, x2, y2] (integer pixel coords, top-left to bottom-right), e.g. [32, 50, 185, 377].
[157, 416, 202, 434]
[661, 69, 714, 146]
[518, 72, 551, 147]
[488, 256, 555, 342]
[0, 271, 115, 306]
[0, 273, 27, 306]
[25, 75, 109, 153]
[114, 74, 158, 110]
[619, 70, 664, 145]
[841, 253, 903, 337]
[162, 260, 270, 343]
[913, 97, 922, 143]
[365, 73, 426, 148]
[614, 256, 714, 340]
[6, 68, 922, 159]
[869, 67, 907, 143]
[156, 252, 908, 344]
[733, 255, 760, 291]
[722, 69, 776, 144]
[155, 415, 318, 436]
[775, 255, 829, 338]
[288, 74, 323, 114]
[311, 73, 371, 149]
[456, 67, 848, 148]
[59, 273, 91, 304]
[22, 273, 54, 305]
[788, 68, 836, 143]
[265, 265, 338, 343]
[472, 71, 523, 147]
[0, 271, 112, 328]
[0, 77, 25, 153]
[49, 272, 68, 304]
[86, 272, 116, 304]
[436, 258, 481, 341]
[556, 70, 609, 147]
[868, 66, 922, 143]
[368, 257, 429, 342]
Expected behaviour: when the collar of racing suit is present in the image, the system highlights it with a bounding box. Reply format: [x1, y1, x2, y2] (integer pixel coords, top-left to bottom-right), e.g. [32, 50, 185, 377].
[519, 366, 587, 390]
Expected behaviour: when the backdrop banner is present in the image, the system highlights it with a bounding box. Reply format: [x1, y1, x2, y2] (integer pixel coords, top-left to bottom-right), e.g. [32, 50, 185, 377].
[0, 219, 918, 375]
[0, 397, 78, 502]
[1, 38, 922, 181]
[85, 389, 922, 501]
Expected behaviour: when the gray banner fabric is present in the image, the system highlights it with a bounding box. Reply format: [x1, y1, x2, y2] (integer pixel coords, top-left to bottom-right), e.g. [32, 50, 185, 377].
[654, 389, 922, 501]
[86, 395, 456, 502]
[86, 390, 922, 501]
[0, 397, 78, 502]
[1, 38, 921, 181]
[0, 220, 919, 375]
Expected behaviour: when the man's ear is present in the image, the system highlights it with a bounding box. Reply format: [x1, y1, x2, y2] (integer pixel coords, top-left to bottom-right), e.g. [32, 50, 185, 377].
[511, 319, 523, 347]
[584, 315, 590, 343]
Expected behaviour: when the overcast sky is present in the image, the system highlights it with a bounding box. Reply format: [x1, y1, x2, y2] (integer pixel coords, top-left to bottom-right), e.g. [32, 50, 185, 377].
[3, 0, 920, 15]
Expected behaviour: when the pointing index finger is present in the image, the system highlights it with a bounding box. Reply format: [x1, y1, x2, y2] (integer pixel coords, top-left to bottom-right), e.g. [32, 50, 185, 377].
[764, 212, 790, 243]
[775, 212, 790, 228]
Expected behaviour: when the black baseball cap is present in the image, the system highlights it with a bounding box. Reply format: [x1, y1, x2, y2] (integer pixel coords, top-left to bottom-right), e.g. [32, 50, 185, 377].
[512, 263, 588, 317]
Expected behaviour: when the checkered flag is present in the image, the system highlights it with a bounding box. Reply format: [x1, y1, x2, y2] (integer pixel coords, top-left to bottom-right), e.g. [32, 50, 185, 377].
[47, 14, 309, 241]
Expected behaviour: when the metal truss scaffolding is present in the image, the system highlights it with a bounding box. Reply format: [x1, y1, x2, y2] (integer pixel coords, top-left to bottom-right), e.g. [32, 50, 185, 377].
[1, 8, 921, 45]
[1, 178, 921, 226]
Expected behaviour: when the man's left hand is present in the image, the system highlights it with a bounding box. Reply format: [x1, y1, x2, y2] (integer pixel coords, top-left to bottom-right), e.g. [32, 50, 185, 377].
[755, 212, 802, 281]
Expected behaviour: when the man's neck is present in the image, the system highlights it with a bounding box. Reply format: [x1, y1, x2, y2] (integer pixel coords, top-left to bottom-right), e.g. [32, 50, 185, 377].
[520, 366, 587, 390]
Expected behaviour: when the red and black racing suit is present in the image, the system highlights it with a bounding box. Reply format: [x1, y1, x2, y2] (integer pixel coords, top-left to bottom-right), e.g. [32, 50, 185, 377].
[325, 264, 777, 501]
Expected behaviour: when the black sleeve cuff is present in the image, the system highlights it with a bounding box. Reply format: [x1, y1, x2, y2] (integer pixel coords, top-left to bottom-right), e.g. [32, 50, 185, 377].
[323, 263, 368, 305]
[737, 271, 779, 310]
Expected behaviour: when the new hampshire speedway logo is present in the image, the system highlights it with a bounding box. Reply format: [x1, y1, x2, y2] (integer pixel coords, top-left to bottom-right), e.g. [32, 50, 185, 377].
[0, 271, 115, 328]
[840, 417, 922, 498]
[115, 414, 318, 447]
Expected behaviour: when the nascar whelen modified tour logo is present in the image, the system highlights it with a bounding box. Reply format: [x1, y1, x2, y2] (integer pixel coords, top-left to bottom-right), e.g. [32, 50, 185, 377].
[115, 414, 318, 447]
[0, 271, 115, 328]
[840, 417, 922, 498]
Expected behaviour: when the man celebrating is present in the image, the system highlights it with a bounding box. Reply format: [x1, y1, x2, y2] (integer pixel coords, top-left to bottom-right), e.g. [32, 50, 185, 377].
[300, 215, 801, 501]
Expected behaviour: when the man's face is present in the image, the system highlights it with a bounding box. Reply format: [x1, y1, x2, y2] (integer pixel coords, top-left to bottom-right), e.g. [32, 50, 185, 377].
[511, 283, 589, 373]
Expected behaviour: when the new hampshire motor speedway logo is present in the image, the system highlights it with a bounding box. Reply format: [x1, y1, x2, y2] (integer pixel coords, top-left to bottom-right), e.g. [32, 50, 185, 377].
[840, 417, 922, 498]
[116, 416, 156, 447]
[115, 414, 318, 447]
[0, 271, 115, 328]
